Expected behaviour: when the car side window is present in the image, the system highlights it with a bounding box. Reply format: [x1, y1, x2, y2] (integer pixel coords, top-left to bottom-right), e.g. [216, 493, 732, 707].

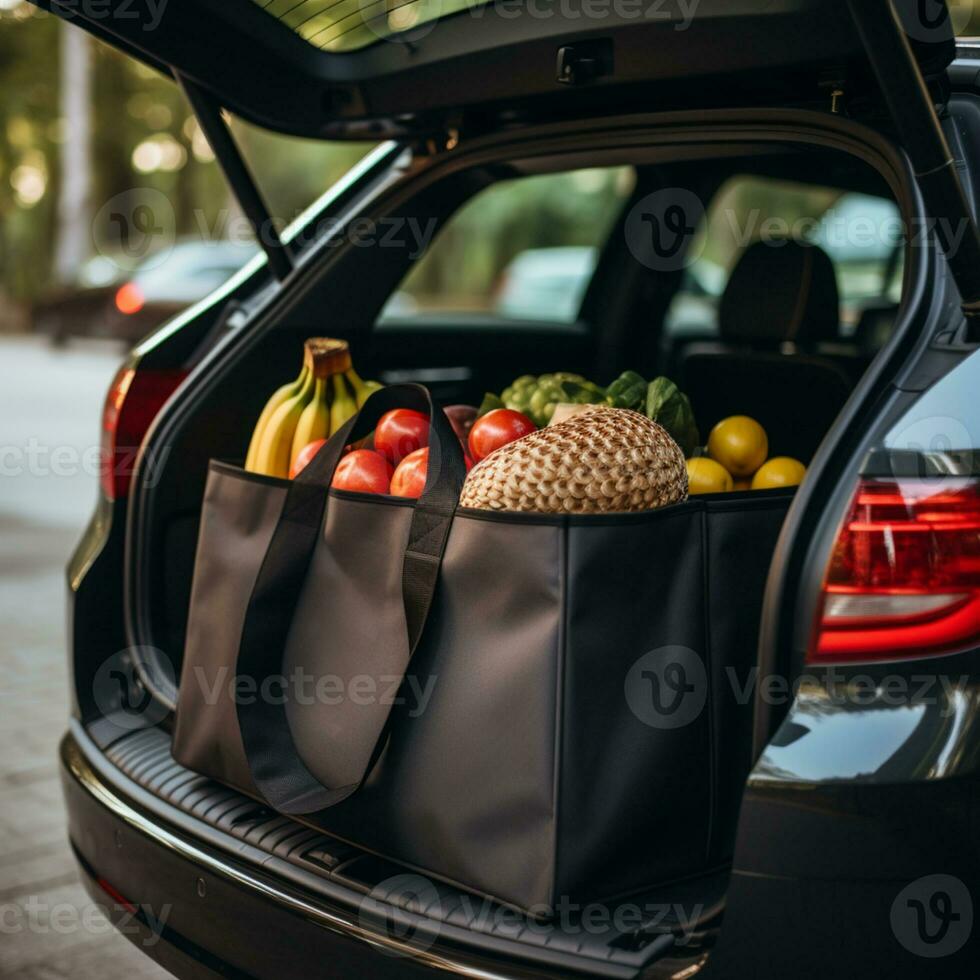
[378, 166, 636, 326]
[664, 176, 904, 342]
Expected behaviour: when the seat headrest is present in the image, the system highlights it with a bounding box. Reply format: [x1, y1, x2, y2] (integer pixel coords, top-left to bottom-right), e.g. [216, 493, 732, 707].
[719, 239, 839, 344]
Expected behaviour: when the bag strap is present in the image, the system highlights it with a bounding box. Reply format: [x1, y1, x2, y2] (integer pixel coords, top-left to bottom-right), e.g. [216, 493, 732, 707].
[235, 383, 467, 814]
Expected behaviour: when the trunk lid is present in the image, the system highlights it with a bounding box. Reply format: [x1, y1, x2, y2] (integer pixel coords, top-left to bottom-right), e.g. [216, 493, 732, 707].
[32, 0, 956, 139]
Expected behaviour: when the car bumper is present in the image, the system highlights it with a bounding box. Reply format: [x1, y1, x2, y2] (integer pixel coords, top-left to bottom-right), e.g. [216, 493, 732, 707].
[60, 724, 560, 980]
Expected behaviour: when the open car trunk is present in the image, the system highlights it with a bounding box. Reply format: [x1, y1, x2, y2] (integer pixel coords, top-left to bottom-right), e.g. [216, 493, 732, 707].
[88, 100, 930, 968]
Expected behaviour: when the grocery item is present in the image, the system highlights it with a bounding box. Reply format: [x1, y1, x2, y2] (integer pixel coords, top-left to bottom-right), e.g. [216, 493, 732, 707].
[687, 457, 735, 495]
[467, 408, 536, 462]
[501, 372, 606, 427]
[290, 375, 330, 470]
[345, 367, 383, 408]
[751, 456, 806, 489]
[246, 338, 381, 479]
[244, 367, 308, 472]
[460, 406, 687, 514]
[290, 438, 327, 479]
[645, 377, 700, 458]
[707, 415, 768, 478]
[329, 372, 358, 437]
[331, 449, 393, 494]
[375, 408, 429, 465]
[605, 370, 647, 410]
[250, 368, 316, 479]
[390, 446, 429, 498]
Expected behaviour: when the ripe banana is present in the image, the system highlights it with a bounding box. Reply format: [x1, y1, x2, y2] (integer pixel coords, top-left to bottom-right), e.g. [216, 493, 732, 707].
[345, 368, 383, 408]
[290, 376, 331, 473]
[252, 370, 315, 478]
[330, 373, 358, 434]
[244, 366, 307, 472]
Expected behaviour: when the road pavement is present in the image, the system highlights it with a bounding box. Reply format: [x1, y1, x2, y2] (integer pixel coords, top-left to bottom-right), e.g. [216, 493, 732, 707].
[0, 335, 169, 979]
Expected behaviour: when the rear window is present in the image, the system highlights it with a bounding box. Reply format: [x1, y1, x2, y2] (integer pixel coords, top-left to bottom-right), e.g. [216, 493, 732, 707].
[379, 166, 636, 326]
[664, 175, 903, 342]
[252, 0, 491, 52]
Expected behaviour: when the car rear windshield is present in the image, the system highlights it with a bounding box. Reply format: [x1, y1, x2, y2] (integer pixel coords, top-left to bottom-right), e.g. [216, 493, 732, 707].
[252, 0, 490, 52]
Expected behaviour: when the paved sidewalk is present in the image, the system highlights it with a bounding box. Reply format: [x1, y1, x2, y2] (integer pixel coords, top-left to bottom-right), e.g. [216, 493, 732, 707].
[0, 337, 169, 980]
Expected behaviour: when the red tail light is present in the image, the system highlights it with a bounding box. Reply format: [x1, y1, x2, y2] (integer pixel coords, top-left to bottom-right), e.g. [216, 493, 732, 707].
[809, 477, 980, 663]
[115, 282, 145, 315]
[100, 365, 186, 500]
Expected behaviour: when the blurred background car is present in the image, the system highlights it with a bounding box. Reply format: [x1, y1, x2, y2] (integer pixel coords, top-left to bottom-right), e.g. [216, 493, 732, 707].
[31, 239, 257, 344]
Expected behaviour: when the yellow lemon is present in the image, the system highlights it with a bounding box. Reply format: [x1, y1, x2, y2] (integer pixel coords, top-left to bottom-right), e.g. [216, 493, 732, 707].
[687, 457, 734, 495]
[732, 479, 752, 491]
[751, 456, 807, 490]
[707, 416, 768, 477]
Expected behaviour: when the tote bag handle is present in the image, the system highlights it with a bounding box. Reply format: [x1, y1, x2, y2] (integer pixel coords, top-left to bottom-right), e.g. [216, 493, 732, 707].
[235, 383, 468, 814]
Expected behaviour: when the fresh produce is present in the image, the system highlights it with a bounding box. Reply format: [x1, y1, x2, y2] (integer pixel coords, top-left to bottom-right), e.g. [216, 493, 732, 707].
[477, 392, 504, 417]
[244, 367, 308, 472]
[645, 377, 700, 458]
[390, 447, 429, 498]
[332, 449, 393, 494]
[549, 403, 597, 426]
[345, 367, 383, 408]
[445, 405, 479, 444]
[751, 456, 806, 490]
[245, 338, 382, 478]
[329, 372, 358, 436]
[687, 457, 734, 495]
[250, 367, 316, 479]
[468, 408, 537, 462]
[375, 408, 430, 465]
[707, 415, 768, 478]
[461, 407, 687, 514]
[605, 370, 647, 411]
[501, 373, 605, 427]
[290, 375, 330, 469]
[289, 438, 327, 479]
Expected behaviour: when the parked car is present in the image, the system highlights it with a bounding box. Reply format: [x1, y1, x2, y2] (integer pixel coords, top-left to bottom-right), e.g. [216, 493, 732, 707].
[44, 1, 980, 978]
[33, 240, 256, 343]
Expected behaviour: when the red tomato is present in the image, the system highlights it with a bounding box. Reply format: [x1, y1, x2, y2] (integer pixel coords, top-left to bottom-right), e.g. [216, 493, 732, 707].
[375, 409, 429, 465]
[468, 409, 536, 462]
[289, 439, 328, 479]
[390, 447, 429, 499]
[331, 449, 393, 495]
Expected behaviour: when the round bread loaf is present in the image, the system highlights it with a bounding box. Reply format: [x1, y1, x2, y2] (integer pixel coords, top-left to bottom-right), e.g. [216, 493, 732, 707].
[459, 406, 688, 514]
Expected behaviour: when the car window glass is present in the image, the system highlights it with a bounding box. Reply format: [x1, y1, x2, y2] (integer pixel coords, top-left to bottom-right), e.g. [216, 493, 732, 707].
[664, 176, 904, 342]
[379, 166, 636, 327]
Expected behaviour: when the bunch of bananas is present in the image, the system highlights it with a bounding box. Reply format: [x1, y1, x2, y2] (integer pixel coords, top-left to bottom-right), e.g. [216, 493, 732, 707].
[245, 338, 382, 478]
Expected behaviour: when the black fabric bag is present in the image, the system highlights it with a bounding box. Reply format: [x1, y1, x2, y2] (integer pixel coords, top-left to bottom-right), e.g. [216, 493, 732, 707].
[174, 384, 792, 913]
